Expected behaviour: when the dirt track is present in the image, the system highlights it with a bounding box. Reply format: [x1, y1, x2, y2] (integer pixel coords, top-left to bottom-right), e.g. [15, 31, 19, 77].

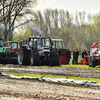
[0, 65, 100, 100]
[0, 64, 100, 78]
[0, 78, 100, 100]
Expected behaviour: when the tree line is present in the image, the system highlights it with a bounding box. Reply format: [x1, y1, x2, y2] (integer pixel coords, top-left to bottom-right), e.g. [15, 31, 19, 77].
[14, 9, 100, 53]
[0, 0, 100, 53]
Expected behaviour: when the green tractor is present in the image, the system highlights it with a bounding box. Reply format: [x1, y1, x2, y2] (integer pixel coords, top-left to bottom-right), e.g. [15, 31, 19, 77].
[0, 38, 11, 64]
[51, 38, 67, 64]
[51, 39, 63, 51]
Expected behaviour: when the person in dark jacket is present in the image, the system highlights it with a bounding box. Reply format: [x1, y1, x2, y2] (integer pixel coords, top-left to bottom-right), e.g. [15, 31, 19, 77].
[82, 50, 87, 59]
[72, 49, 77, 64]
[57, 47, 61, 65]
[76, 49, 79, 64]
[66, 48, 71, 64]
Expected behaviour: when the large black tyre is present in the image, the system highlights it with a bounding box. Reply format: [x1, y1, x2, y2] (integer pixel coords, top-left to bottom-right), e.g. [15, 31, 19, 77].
[89, 57, 96, 67]
[89, 62, 95, 67]
[50, 52, 59, 66]
[91, 61, 96, 67]
[89, 63, 92, 67]
[0, 53, 3, 64]
[30, 52, 40, 66]
[0, 53, 8, 64]
[89, 61, 96, 67]
[89, 57, 93, 67]
[18, 49, 30, 65]
[89, 58, 92, 67]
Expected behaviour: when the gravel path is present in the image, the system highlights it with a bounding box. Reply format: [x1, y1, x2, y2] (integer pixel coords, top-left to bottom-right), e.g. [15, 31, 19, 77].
[0, 78, 100, 100]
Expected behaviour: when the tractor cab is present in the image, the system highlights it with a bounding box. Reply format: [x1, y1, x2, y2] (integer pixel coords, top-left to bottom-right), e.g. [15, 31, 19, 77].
[0, 38, 11, 63]
[28, 36, 51, 56]
[0, 39, 4, 47]
[89, 42, 100, 67]
[7, 41, 22, 52]
[6, 41, 22, 63]
[51, 38, 66, 64]
[0, 38, 10, 55]
[28, 36, 49, 47]
[0, 38, 6, 54]
[28, 36, 51, 47]
[51, 39, 63, 51]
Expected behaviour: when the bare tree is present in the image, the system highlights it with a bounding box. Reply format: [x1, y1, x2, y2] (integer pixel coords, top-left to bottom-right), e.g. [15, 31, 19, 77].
[59, 9, 65, 28]
[0, 0, 37, 41]
[43, 9, 52, 37]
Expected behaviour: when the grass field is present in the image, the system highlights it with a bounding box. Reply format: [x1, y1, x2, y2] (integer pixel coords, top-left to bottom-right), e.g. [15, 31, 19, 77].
[62, 64, 100, 69]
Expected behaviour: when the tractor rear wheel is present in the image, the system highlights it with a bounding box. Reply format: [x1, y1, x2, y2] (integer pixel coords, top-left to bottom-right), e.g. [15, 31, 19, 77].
[30, 52, 40, 66]
[30, 54, 34, 66]
[18, 49, 30, 65]
[18, 49, 24, 65]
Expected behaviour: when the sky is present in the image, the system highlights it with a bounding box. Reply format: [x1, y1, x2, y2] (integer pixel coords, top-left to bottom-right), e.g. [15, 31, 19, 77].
[36, 0, 100, 15]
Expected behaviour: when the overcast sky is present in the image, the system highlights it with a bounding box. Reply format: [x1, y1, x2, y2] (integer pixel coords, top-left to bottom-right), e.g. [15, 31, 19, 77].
[36, 0, 100, 14]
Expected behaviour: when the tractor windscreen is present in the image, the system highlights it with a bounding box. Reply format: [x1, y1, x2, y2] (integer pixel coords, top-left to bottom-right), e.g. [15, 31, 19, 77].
[7, 42, 18, 49]
[52, 41, 63, 49]
[37, 38, 45, 48]
[45, 38, 50, 47]
[37, 38, 50, 48]
[95, 45, 99, 48]
[0, 39, 4, 47]
[12, 43, 18, 49]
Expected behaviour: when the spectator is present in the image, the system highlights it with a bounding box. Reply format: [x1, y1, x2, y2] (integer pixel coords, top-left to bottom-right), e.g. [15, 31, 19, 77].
[72, 49, 77, 64]
[76, 49, 79, 64]
[66, 48, 71, 64]
[57, 47, 61, 65]
[82, 49, 87, 59]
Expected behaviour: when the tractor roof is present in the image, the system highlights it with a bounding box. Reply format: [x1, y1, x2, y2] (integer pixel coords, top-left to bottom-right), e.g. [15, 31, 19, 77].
[7, 41, 21, 43]
[51, 39, 63, 41]
[28, 36, 44, 39]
